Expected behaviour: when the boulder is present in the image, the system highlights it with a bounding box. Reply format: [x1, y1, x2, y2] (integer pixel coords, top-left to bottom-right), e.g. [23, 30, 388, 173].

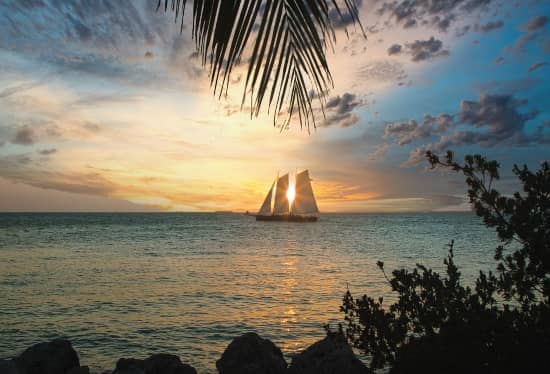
[13, 339, 81, 374]
[288, 331, 369, 374]
[216, 332, 287, 374]
[113, 353, 196, 374]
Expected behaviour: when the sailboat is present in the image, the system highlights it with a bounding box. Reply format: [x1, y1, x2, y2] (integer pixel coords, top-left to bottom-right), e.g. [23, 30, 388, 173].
[256, 170, 319, 222]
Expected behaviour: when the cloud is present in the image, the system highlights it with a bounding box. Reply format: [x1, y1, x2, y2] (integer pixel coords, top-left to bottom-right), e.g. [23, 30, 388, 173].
[321, 93, 364, 128]
[527, 62, 547, 73]
[83, 122, 101, 133]
[145, 51, 154, 59]
[387, 44, 403, 55]
[356, 60, 406, 82]
[509, 15, 550, 54]
[38, 148, 57, 155]
[0, 1, 171, 79]
[385, 114, 454, 145]
[368, 144, 390, 161]
[405, 37, 449, 62]
[525, 15, 549, 32]
[328, 0, 363, 29]
[0, 81, 44, 99]
[384, 94, 545, 166]
[326, 93, 361, 113]
[68, 13, 93, 42]
[455, 25, 471, 37]
[12, 126, 36, 145]
[458, 94, 537, 143]
[376, 0, 494, 32]
[475, 20, 504, 33]
[0, 154, 117, 196]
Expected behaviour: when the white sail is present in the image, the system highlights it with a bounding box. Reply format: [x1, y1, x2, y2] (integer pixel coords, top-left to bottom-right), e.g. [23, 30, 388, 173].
[291, 170, 319, 215]
[273, 173, 289, 215]
[258, 180, 275, 215]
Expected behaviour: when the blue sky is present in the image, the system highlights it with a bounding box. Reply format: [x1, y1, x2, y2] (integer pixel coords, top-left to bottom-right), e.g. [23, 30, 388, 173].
[0, 0, 549, 212]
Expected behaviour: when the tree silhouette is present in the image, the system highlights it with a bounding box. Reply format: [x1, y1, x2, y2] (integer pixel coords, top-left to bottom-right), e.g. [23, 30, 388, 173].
[341, 151, 550, 373]
[157, 0, 364, 130]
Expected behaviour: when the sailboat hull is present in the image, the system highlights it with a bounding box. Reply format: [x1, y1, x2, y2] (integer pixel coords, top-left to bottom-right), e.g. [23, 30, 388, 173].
[255, 214, 318, 222]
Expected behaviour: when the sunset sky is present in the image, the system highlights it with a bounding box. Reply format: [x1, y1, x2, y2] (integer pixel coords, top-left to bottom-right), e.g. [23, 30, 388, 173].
[0, 0, 549, 212]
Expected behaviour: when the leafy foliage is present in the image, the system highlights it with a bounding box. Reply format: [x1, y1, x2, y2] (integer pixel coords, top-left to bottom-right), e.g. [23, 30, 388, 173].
[157, 0, 364, 130]
[341, 151, 550, 373]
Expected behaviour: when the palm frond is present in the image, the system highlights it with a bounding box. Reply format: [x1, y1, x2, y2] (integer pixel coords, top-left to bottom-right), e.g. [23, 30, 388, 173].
[158, 0, 364, 130]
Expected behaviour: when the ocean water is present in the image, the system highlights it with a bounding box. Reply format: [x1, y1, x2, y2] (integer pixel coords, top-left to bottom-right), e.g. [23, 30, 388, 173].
[0, 213, 498, 373]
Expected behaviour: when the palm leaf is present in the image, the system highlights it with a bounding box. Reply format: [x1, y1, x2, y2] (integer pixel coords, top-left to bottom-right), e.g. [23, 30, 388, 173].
[157, 0, 364, 130]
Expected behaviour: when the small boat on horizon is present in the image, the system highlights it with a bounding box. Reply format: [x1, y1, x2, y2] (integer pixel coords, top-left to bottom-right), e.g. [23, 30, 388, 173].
[256, 170, 319, 222]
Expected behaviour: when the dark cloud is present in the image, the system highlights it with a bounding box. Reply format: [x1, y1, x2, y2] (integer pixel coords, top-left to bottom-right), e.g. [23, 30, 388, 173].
[385, 114, 454, 145]
[145, 51, 154, 59]
[455, 25, 471, 37]
[525, 15, 549, 32]
[458, 94, 538, 143]
[385, 94, 545, 166]
[527, 62, 547, 73]
[39, 148, 57, 155]
[387, 44, 403, 55]
[509, 15, 550, 54]
[512, 31, 539, 52]
[12, 126, 36, 145]
[328, 0, 363, 29]
[475, 20, 504, 33]
[431, 14, 455, 32]
[1, 1, 164, 50]
[405, 37, 449, 62]
[321, 93, 364, 128]
[326, 93, 361, 113]
[377, 0, 494, 32]
[403, 18, 417, 28]
[68, 13, 93, 42]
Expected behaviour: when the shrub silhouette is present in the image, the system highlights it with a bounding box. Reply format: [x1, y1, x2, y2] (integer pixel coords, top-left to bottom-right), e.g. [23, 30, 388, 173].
[341, 151, 550, 373]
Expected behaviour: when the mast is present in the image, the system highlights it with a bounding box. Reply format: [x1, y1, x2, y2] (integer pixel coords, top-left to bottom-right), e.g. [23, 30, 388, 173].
[258, 180, 275, 215]
[273, 173, 289, 215]
[291, 170, 319, 215]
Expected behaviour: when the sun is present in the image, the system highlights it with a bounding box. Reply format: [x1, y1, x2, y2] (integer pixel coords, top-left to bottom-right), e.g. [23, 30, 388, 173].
[287, 184, 296, 205]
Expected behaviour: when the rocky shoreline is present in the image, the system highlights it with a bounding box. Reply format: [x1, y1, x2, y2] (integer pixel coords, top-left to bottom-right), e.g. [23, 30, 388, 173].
[0, 331, 369, 374]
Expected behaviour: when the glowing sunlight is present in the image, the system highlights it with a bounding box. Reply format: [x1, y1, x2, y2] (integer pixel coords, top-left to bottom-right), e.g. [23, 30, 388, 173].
[287, 184, 296, 207]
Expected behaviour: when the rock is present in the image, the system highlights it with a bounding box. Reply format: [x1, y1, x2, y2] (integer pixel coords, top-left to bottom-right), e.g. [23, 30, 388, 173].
[113, 353, 196, 374]
[13, 339, 81, 374]
[216, 332, 287, 374]
[0, 359, 18, 374]
[288, 331, 369, 374]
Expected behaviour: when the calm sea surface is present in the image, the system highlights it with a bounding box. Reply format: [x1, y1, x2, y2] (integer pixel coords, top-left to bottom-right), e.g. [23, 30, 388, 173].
[0, 213, 498, 373]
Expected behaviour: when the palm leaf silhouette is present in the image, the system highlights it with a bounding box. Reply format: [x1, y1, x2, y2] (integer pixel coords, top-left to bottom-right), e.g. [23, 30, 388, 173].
[158, 0, 364, 130]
